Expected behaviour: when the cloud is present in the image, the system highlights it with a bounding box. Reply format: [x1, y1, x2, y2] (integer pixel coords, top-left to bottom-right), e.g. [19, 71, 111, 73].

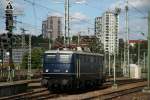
[13, 2, 24, 15]
[111, 0, 150, 12]
[129, 0, 150, 8]
[52, 0, 88, 4]
[51, 0, 63, 4]
[71, 12, 89, 24]
[0, 0, 6, 14]
[0, 0, 24, 15]
[129, 18, 148, 38]
[110, 0, 149, 40]
[118, 14, 148, 40]
[75, 0, 87, 4]
[49, 12, 63, 17]
[0, 0, 6, 7]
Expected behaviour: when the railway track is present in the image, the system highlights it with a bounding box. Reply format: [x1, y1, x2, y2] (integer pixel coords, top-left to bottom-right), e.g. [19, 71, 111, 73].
[0, 78, 146, 100]
[102, 86, 143, 100]
[82, 83, 145, 100]
[55, 81, 146, 100]
[81, 82, 146, 100]
[0, 88, 47, 100]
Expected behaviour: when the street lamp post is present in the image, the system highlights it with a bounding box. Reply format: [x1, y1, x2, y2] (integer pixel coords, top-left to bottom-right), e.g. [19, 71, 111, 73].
[138, 40, 141, 67]
[48, 29, 52, 50]
[77, 32, 80, 46]
[64, 0, 67, 48]
[125, 1, 130, 78]
[109, 52, 111, 76]
[143, 52, 146, 70]
[0, 40, 4, 69]
[6, 52, 12, 81]
[67, 0, 70, 46]
[53, 1, 68, 48]
[27, 33, 32, 80]
[143, 11, 150, 93]
[112, 7, 121, 89]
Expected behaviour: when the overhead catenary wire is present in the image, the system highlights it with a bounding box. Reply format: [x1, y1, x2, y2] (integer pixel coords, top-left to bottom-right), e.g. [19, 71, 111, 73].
[128, 2, 147, 16]
[0, 2, 42, 35]
[32, 0, 37, 34]
[22, 0, 96, 37]
[1, 0, 147, 37]
[7, 0, 131, 35]
[0, 15, 42, 31]
[0, 0, 4, 14]
[23, 0, 95, 27]
[1, 0, 147, 27]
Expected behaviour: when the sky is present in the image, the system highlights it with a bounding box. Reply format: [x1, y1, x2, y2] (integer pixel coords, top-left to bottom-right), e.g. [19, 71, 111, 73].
[0, 0, 150, 40]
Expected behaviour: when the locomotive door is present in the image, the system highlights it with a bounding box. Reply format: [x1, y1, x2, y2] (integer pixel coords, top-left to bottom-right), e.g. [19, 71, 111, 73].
[76, 54, 80, 79]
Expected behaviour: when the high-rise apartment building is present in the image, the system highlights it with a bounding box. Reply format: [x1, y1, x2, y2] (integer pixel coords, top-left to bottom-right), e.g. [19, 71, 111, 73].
[42, 16, 62, 41]
[95, 11, 119, 54]
[95, 17, 102, 39]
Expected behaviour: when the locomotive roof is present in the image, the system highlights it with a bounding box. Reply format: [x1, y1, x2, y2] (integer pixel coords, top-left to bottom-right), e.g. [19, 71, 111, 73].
[45, 50, 103, 56]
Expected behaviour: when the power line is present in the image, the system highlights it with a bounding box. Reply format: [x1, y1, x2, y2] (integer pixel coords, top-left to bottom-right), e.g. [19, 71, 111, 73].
[0, 15, 42, 31]
[84, 2, 104, 12]
[0, 0, 4, 12]
[32, 0, 37, 33]
[0, 15, 68, 32]
[2, 16, 68, 32]
[23, 0, 95, 26]
[128, 2, 146, 16]
[14, 19, 42, 31]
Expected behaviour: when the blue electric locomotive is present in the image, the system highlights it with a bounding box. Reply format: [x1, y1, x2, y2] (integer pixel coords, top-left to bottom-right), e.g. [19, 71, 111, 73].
[42, 50, 105, 90]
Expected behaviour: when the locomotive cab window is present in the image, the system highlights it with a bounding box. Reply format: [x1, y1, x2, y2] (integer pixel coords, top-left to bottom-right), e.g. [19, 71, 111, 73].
[59, 54, 72, 63]
[44, 54, 56, 63]
[44, 54, 72, 63]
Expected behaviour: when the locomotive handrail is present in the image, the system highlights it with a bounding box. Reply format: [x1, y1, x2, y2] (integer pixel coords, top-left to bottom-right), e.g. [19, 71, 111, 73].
[77, 59, 79, 79]
[79, 59, 80, 78]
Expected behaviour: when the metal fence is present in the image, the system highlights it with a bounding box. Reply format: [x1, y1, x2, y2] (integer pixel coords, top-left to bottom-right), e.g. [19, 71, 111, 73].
[0, 69, 42, 82]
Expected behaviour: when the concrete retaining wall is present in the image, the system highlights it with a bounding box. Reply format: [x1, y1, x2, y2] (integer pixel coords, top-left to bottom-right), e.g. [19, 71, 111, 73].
[0, 80, 28, 97]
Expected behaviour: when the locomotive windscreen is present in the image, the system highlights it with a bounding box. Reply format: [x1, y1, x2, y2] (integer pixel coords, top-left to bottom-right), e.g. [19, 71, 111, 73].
[43, 53, 73, 73]
[44, 53, 72, 63]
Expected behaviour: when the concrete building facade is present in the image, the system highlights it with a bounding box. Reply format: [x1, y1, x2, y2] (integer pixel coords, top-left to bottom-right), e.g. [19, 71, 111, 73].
[42, 16, 62, 41]
[0, 49, 28, 68]
[95, 17, 102, 39]
[95, 11, 119, 54]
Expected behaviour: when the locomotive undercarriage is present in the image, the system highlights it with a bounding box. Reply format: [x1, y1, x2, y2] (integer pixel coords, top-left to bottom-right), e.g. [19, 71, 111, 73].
[42, 76, 103, 90]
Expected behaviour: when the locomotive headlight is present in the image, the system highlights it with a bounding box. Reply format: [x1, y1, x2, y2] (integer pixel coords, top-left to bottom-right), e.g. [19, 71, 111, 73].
[65, 70, 68, 73]
[45, 69, 49, 72]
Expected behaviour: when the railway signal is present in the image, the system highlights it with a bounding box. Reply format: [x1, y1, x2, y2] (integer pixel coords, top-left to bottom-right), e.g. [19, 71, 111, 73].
[0, 34, 10, 50]
[0, 34, 10, 69]
[0, 38, 3, 68]
[5, 1, 14, 81]
[5, 2, 13, 31]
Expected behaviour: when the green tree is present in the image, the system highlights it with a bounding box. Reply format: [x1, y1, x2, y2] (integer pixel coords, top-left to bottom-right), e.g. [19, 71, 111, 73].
[129, 41, 147, 63]
[72, 36, 78, 44]
[21, 52, 28, 69]
[89, 38, 104, 53]
[21, 48, 45, 69]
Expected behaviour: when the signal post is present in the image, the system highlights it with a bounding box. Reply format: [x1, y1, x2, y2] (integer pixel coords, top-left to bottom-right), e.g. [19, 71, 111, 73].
[5, 1, 14, 81]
